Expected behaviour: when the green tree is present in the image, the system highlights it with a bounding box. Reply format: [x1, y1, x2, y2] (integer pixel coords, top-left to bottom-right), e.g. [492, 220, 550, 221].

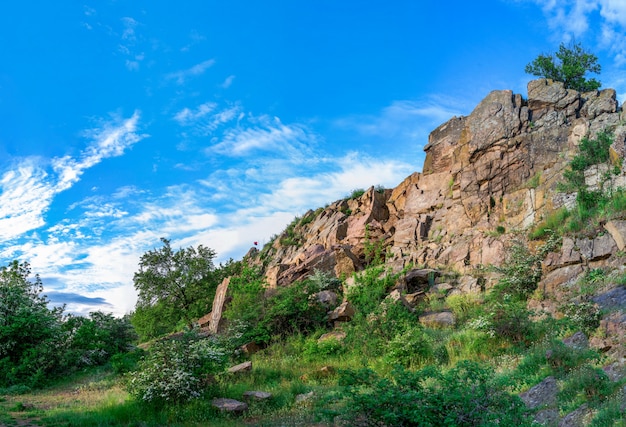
[525, 42, 601, 92]
[0, 261, 64, 386]
[132, 238, 219, 338]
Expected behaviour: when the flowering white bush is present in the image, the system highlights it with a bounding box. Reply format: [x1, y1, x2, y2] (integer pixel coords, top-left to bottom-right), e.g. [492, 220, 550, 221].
[127, 330, 227, 404]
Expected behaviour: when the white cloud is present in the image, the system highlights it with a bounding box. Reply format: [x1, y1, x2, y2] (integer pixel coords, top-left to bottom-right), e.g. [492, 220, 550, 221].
[174, 102, 218, 125]
[166, 59, 216, 85]
[336, 97, 465, 150]
[0, 112, 145, 242]
[210, 116, 316, 157]
[531, 0, 626, 64]
[221, 75, 235, 88]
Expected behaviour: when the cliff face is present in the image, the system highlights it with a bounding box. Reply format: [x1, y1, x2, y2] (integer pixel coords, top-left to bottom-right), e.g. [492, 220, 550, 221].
[248, 79, 626, 289]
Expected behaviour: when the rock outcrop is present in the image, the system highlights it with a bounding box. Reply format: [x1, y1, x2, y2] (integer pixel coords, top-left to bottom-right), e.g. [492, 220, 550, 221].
[248, 79, 625, 290]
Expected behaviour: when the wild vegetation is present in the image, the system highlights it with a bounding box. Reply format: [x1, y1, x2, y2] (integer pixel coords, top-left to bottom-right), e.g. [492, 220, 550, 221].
[2, 50, 626, 426]
[525, 42, 601, 92]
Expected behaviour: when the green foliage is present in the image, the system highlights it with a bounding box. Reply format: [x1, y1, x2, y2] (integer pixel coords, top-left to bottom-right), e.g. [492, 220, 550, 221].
[224, 267, 328, 346]
[530, 207, 570, 239]
[559, 365, 615, 407]
[492, 234, 559, 300]
[0, 261, 137, 389]
[363, 224, 386, 266]
[348, 188, 365, 199]
[525, 42, 601, 92]
[280, 216, 303, 246]
[346, 266, 397, 315]
[561, 301, 601, 335]
[338, 360, 532, 426]
[384, 327, 433, 368]
[127, 329, 228, 405]
[60, 311, 137, 369]
[110, 349, 145, 374]
[0, 261, 66, 388]
[303, 337, 344, 361]
[131, 238, 219, 339]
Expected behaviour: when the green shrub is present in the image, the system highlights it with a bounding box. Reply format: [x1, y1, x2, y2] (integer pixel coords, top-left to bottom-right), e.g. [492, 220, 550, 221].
[559, 365, 615, 406]
[346, 266, 397, 315]
[127, 330, 227, 405]
[303, 337, 344, 361]
[561, 301, 601, 335]
[384, 327, 433, 368]
[111, 349, 145, 374]
[338, 360, 532, 426]
[491, 234, 559, 300]
[349, 188, 366, 199]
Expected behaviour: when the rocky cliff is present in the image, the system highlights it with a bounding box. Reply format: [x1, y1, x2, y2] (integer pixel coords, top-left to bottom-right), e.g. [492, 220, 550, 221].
[245, 79, 626, 295]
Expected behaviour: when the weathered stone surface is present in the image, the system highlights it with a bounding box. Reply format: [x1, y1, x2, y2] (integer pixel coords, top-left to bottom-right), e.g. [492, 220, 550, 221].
[243, 390, 272, 401]
[580, 88, 618, 119]
[295, 391, 315, 404]
[604, 220, 626, 251]
[419, 311, 455, 328]
[317, 330, 346, 343]
[528, 79, 580, 121]
[590, 311, 626, 354]
[228, 361, 252, 374]
[559, 404, 593, 427]
[212, 398, 248, 413]
[562, 331, 588, 350]
[593, 286, 626, 311]
[209, 277, 231, 334]
[591, 233, 617, 261]
[520, 376, 558, 409]
[328, 301, 355, 322]
[539, 265, 584, 297]
[314, 290, 338, 308]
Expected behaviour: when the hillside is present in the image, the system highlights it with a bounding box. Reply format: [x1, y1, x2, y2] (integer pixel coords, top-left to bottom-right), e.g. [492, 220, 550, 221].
[189, 78, 626, 425]
[4, 78, 626, 426]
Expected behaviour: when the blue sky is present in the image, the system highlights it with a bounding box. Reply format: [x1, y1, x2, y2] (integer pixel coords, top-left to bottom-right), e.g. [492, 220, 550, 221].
[2, 0, 626, 316]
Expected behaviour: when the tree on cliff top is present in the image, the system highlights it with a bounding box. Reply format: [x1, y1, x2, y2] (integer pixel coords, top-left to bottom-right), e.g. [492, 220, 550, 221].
[525, 42, 601, 92]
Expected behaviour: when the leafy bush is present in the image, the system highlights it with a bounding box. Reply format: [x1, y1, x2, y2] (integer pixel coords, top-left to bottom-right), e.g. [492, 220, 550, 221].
[346, 266, 397, 315]
[127, 330, 227, 404]
[561, 301, 601, 335]
[525, 42, 601, 92]
[559, 365, 615, 406]
[384, 327, 433, 368]
[338, 360, 532, 426]
[224, 268, 328, 346]
[492, 234, 559, 300]
[349, 188, 365, 199]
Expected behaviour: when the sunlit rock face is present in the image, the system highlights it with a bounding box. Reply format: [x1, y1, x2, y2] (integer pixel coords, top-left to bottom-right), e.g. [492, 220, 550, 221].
[248, 79, 624, 289]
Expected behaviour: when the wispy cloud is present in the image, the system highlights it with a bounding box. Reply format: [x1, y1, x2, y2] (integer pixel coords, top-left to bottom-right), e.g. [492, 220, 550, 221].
[220, 75, 235, 88]
[165, 59, 216, 85]
[335, 96, 466, 150]
[531, 0, 626, 64]
[0, 112, 145, 242]
[210, 115, 316, 157]
[174, 102, 218, 126]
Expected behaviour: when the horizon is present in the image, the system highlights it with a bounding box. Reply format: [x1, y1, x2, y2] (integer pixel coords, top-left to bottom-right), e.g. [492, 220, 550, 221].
[2, 0, 626, 317]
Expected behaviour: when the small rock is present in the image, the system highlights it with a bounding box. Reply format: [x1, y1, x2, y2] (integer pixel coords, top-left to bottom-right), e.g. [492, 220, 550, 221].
[242, 390, 272, 400]
[520, 376, 558, 409]
[240, 342, 260, 355]
[212, 398, 248, 413]
[295, 391, 315, 404]
[418, 311, 456, 328]
[318, 330, 346, 343]
[228, 360, 252, 373]
[562, 331, 588, 350]
[559, 404, 593, 427]
[328, 301, 355, 322]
